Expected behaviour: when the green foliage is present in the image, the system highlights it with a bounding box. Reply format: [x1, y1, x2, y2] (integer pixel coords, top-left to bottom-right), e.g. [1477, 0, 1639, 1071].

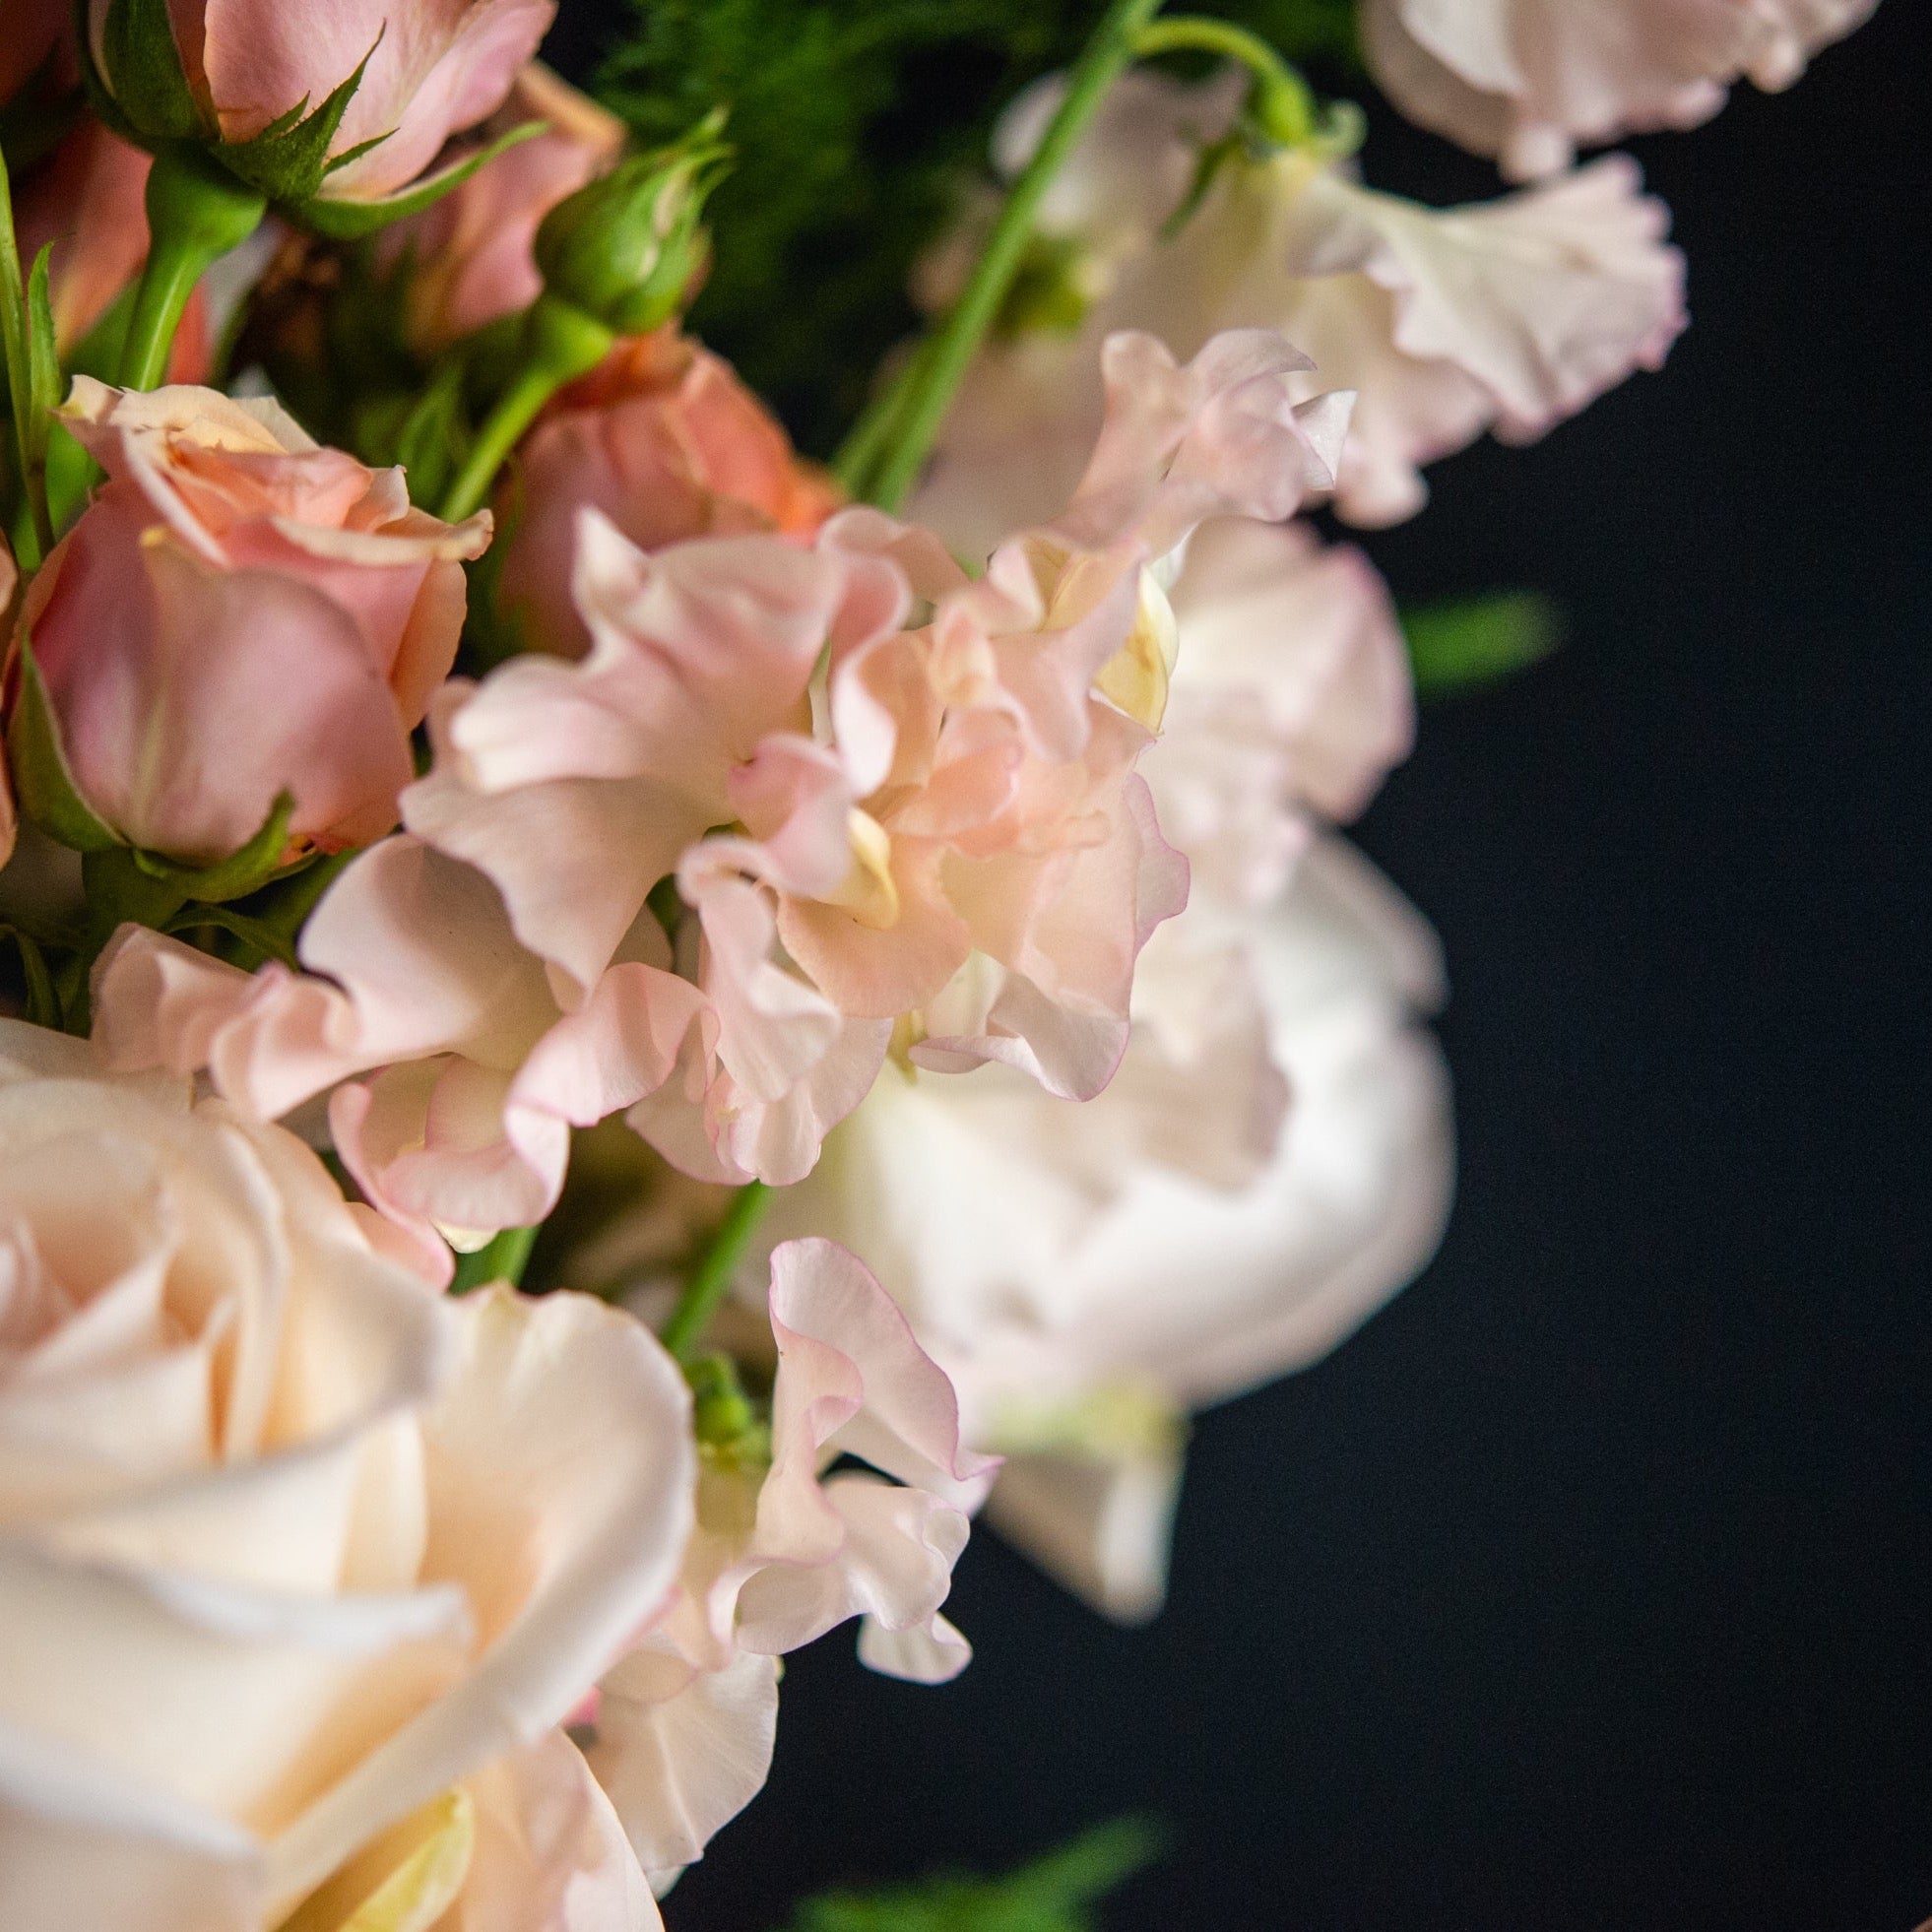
[1400, 591, 1565, 696]
[598, 1, 1359, 455]
[774, 1819, 1163, 1932]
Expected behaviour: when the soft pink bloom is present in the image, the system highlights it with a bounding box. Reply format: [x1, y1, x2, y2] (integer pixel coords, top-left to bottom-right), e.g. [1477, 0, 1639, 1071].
[92, 830, 707, 1280]
[0, 1020, 691, 1929]
[381, 62, 627, 354]
[916, 72, 1684, 543]
[15, 379, 488, 863]
[497, 330, 843, 657]
[1155, 516, 1415, 905]
[581, 1239, 996, 1888]
[1362, 0, 1879, 178]
[85, 0, 555, 203]
[414, 328, 1347, 1183]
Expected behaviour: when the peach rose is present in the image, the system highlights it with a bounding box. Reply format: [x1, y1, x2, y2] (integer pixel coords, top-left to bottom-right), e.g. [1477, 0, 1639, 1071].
[13, 380, 489, 864]
[83, 0, 553, 204]
[0, 1017, 695, 1931]
[496, 330, 841, 657]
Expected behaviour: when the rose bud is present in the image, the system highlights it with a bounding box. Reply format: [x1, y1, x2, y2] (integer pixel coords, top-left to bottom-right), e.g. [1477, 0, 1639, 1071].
[533, 110, 731, 338]
[8, 380, 489, 866]
[80, 0, 553, 215]
[380, 62, 627, 355]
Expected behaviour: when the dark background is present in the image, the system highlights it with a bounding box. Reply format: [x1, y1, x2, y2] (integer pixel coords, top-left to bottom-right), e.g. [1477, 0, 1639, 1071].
[556, 8, 1931, 1927]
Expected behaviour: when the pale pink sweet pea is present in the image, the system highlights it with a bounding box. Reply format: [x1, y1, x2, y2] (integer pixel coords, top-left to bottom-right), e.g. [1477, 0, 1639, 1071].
[497, 330, 843, 658]
[1362, 0, 1880, 179]
[91, 831, 707, 1279]
[915, 70, 1684, 543]
[85, 0, 555, 203]
[16, 380, 488, 864]
[413, 327, 1345, 1183]
[381, 62, 627, 354]
[573, 1240, 995, 1892]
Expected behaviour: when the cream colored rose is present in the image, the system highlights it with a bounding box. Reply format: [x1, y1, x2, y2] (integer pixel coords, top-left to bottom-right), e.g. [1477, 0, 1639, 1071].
[0, 1019, 694, 1932]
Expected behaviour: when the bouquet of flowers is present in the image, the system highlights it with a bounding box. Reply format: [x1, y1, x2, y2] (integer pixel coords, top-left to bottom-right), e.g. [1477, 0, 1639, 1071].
[0, 0, 1876, 1924]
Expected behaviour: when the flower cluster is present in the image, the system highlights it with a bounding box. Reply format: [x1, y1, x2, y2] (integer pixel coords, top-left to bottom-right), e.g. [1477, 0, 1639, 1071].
[0, 0, 1876, 1921]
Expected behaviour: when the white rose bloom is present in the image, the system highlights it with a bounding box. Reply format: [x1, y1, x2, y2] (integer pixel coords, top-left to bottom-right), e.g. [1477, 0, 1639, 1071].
[0, 1021, 696, 1932]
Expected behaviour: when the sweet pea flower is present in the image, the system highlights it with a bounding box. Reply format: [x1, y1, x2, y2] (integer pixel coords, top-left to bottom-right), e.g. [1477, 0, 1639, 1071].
[12, 380, 488, 864]
[760, 839, 1451, 1621]
[83, 0, 554, 205]
[0, 1018, 695, 1931]
[382, 62, 628, 354]
[1361, 0, 1880, 179]
[497, 329, 843, 657]
[915, 69, 1685, 545]
[91, 830, 709, 1282]
[580, 1239, 998, 1889]
[412, 326, 1349, 1184]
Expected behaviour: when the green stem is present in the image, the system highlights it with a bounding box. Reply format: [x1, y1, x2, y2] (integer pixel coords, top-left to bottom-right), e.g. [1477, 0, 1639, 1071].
[862, 0, 1168, 514]
[120, 148, 265, 390]
[451, 1223, 540, 1294]
[660, 1181, 771, 1363]
[439, 292, 612, 522]
[1130, 17, 1316, 145]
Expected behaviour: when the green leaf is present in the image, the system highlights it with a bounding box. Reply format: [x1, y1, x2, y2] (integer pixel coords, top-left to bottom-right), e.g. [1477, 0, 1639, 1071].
[216, 42, 377, 204]
[290, 120, 547, 239]
[775, 1818, 1163, 1932]
[98, 0, 207, 143]
[1400, 590, 1563, 697]
[0, 924, 63, 1029]
[7, 636, 123, 854]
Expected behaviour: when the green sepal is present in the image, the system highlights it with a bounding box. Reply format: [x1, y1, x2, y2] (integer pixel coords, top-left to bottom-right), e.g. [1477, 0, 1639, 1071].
[1401, 591, 1564, 697]
[7, 636, 123, 855]
[292, 120, 547, 239]
[129, 790, 296, 904]
[97, 0, 207, 144]
[216, 44, 376, 204]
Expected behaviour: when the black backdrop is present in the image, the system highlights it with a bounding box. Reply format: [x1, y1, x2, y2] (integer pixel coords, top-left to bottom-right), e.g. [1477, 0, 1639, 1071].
[549, 8, 1931, 1927]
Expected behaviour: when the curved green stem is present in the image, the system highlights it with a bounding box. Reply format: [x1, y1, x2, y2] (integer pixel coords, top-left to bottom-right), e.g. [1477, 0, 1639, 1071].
[661, 1181, 771, 1363]
[120, 148, 264, 390]
[861, 0, 1168, 514]
[439, 292, 612, 522]
[1131, 17, 1316, 145]
[451, 1223, 540, 1294]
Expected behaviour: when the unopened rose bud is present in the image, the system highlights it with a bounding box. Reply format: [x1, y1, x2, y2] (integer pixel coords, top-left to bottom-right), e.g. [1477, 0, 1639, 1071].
[533, 112, 730, 337]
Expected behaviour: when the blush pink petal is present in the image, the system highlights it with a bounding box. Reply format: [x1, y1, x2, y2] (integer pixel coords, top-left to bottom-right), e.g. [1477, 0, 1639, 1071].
[197, 0, 554, 202]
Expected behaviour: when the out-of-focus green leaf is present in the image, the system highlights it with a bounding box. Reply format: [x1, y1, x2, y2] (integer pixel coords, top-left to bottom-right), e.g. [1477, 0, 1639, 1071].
[1400, 591, 1564, 697]
[774, 1818, 1163, 1932]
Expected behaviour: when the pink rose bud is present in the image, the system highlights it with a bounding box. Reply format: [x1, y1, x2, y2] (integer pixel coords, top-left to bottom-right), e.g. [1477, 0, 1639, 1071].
[9, 380, 489, 865]
[380, 63, 627, 354]
[82, 0, 553, 210]
[499, 330, 842, 656]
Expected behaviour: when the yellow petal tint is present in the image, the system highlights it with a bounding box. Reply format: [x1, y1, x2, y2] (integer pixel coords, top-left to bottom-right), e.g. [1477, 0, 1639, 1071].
[819, 809, 902, 931]
[1094, 567, 1180, 732]
[276, 1784, 474, 1932]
